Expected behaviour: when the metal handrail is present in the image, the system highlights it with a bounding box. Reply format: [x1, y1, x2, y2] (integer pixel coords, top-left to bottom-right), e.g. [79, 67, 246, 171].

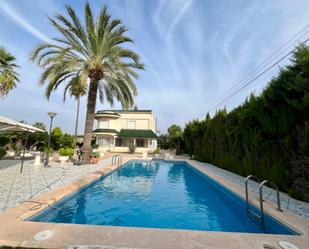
[112, 154, 120, 165]
[259, 180, 282, 224]
[245, 175, 260, 212]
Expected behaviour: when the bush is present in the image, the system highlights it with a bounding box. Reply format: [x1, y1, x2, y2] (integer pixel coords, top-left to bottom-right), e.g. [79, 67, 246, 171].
[153, 148, 160, 154]
[0, 147, 6, 158]
[92, 144, 99, 149]
[44, 147, 54, 156]
[128, 144, 136, 154]
[61, 134, 74, 148]
[0, 135, 10, 147]
[59, 147, 74, 157]
[183, 45, 309, 201]
[92, 151, 100, 158]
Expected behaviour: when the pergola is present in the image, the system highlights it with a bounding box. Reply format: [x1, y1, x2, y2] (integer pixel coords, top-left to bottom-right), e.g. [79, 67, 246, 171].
[0, 115, 44, 173]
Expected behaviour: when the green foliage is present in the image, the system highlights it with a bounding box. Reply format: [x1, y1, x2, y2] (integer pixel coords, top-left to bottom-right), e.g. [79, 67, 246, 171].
[0, 134, 10, 146]
[183, 45, 309, 201]
[92, 144, 99, 149]
[33, 122, 46, 131]
[59, 147, 74, 157]
[30, 2, 144, 163]
[167, 124, 184, 154]
[0, 147, 6, 158]
[50, 127, 74, 150]
[92, 151, 100, 158]
[129, 144, 136, 154]
[168, 125, 183, 137]
[0, 47, 19, 97]
[61, 134, 74, 148]
[153, 148, 160, 154]
[51, 127, 63, 150]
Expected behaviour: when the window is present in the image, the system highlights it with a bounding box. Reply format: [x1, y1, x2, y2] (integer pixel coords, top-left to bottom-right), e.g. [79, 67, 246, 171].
[136, 139, 145, 147]
[97, 137, 110, 146]
[99, 120, 109, 129]
[127, 120, 136, 129]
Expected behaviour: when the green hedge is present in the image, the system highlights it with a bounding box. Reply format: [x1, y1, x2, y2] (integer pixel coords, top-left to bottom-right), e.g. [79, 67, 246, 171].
[183, 45, 309, 201]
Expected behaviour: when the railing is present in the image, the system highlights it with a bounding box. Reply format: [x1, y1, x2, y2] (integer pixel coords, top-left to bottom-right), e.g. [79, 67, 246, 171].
[259, 180, 282, 226]
[245, 175, 282, 231]
[111, 154, 123, 168]
[245, 175, 260, 213]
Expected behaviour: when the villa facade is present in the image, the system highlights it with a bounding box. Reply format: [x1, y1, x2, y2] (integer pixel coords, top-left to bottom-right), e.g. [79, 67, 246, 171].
[93, 110, 158, 153]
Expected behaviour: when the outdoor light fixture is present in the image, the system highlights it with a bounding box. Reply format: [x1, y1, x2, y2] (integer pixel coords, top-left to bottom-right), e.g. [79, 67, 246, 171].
[44, 112, 57, 167]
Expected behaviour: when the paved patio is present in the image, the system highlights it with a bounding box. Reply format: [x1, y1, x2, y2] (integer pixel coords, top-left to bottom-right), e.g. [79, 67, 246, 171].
[0, 158, 112, 212]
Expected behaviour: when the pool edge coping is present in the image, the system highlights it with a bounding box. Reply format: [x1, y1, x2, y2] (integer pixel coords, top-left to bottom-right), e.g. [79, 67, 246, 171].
[0, 156, 308, 249]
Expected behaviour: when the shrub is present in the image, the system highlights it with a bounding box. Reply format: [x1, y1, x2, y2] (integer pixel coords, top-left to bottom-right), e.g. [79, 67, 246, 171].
[183, 45, 309, 201]
[92, 144, 99, 149]
[92, 151, 100, 158]
[59, 147, 74, 157]
[128, 144, 136, 154]
[0, 147, 6, 158]
[0, 135, 10, 147]
[153, 148, 160, 154]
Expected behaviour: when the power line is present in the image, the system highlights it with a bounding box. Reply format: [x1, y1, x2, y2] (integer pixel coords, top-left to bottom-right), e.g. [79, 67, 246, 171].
[202, 25, 309, 117]
[199, 37, 309, 119]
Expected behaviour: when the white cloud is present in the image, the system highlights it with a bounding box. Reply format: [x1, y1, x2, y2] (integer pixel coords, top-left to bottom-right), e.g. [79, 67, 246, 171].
[0, 1, 51, 43]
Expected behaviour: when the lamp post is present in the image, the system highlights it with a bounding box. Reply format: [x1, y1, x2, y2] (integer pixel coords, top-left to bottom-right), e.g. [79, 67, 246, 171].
[44, 112, 57, 167]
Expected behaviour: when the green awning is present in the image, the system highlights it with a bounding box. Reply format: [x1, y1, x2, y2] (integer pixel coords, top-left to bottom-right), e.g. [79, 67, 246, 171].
[93, 128, 118, 134]
[118, 129, 157, 138]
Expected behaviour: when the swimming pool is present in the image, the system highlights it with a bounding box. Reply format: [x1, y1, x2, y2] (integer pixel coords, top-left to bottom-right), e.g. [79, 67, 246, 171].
[30, 160, 297, 234]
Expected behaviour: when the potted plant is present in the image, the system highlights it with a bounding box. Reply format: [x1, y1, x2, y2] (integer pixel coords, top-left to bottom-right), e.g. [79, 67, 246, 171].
[128, 144, 136, 154]
[59, 147, 74, 163]
[90, 151, 100, 164]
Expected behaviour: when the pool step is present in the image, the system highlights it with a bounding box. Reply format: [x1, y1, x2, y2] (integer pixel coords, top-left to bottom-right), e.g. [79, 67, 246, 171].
[247, 209, 265, 231]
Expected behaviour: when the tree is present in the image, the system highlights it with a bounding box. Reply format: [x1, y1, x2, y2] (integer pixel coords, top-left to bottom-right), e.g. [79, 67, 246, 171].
[63, 76, 87, 144]
[0, 47, 19, 97]
[30, 2, 144, 163]
[167, 124, 184, 154]
[183, 45, 309, 201]
[168, 125, 183, 137]
[33, 122, 46, 131]
[51, 127, 63, 150]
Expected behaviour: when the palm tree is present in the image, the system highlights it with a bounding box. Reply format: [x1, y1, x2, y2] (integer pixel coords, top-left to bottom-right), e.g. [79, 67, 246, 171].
[30, 2, 144, 163]
[63, 76, 87, 144]
[0, 47, 19, 97]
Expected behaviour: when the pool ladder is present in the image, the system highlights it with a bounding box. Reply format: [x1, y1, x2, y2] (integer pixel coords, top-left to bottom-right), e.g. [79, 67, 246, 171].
[245, 175, 282, 230]
[112, 154, 123, 168]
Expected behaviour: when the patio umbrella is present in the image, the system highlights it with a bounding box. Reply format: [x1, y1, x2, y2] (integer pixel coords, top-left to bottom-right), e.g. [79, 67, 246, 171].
[0, 115, 44, 172]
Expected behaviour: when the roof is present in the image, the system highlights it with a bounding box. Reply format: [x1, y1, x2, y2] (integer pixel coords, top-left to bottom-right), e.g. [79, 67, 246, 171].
[93, 128, 118, 134]
[97, 110, 152, 114]
[0, 115, 44, 133]
[118, 129, 157, 138]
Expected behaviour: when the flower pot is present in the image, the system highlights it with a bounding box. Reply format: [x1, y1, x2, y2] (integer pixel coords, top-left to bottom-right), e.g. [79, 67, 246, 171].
[90, 157, 99, 164]
[59, 156, 69, 163]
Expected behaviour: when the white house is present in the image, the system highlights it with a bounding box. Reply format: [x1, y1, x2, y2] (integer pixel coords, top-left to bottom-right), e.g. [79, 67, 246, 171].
[93, 110, 158, 153]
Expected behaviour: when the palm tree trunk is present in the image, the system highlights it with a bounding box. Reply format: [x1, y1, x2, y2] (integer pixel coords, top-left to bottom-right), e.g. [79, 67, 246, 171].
[74, 96, 80, 145]
[82, 79, 98, 164]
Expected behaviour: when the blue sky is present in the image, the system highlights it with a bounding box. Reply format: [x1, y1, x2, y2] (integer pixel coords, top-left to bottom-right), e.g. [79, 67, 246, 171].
[0, 0, 308, 134]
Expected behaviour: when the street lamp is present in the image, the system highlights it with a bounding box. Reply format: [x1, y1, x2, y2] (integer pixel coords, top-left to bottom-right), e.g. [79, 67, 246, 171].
[44, 112, 57, 167]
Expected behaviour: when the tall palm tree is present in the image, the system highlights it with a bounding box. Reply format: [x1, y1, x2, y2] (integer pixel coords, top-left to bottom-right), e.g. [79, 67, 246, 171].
[0, 47, 19, 97]
[63, 76, 87, 144]
[30, 2, 144, 163]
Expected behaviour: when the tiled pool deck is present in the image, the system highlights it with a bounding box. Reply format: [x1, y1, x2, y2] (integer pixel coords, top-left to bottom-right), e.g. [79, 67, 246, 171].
[191, 160, 309, 219]
[0, 158, 113, 212]
[0, 156, 308, 249]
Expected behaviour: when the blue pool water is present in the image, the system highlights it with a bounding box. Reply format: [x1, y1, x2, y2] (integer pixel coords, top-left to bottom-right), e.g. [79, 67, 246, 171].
[30, 160, 297, 234]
